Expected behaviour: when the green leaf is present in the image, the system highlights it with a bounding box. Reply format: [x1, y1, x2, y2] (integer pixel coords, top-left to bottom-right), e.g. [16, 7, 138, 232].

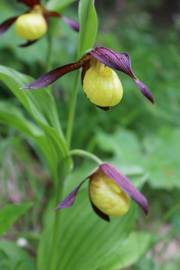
[0, 101, 42, 137]
[0, 240, 35, 270]
[0, 203, 33, 236]
[0, 101, 60, 177]
[96, 128, 143, 168]
[144, 127, 180, 189]
[78, 0, 98, 55]
[101, 232, 153, 270]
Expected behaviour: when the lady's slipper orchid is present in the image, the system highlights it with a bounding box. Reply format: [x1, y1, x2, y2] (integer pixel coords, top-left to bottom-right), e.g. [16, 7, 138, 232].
[0, 0, 79, 47]
[25, 47, 154, 109]
[57, 163, 148, 222]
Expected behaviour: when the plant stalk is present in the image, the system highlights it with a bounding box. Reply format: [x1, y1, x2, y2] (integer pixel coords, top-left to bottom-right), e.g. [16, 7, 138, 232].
[70, 149, 102, 164]
[66, 72, 80, 148]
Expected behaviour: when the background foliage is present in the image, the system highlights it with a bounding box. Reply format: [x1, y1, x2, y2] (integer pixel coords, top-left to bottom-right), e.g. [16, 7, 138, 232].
[0, 0, 180, 269]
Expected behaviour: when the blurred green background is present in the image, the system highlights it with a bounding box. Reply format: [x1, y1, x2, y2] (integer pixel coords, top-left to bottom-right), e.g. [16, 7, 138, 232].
[0, 0, 180, 269]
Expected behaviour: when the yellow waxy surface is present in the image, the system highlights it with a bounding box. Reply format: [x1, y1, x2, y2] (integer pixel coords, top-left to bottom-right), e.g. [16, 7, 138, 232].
[89, 171, 130, 217]
[15, 13, 47, 41]
[83, 60, 123, 107]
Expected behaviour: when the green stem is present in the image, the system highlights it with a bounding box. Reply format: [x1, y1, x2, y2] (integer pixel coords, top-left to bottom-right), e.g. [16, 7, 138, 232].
[70, 149, 102, 165]
[66, 73, 80, 148]
[49, 161, 71, 270]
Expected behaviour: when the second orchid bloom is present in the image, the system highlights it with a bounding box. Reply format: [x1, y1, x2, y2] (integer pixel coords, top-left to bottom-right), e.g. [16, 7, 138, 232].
[0, 0, 79, 47]
[26, 46, 154, 109]
[57, 163, 148, 221]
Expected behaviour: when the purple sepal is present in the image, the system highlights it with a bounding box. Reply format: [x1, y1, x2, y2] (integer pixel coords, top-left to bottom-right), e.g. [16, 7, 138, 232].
[17, 0, 40, 7]
[100, 163, 149, 215]
[90, 199, 110, 222]
[135, 79, 154, 103]
[0, 17, 18, 34]
[90, 47, 135, 78]
[19, 39, 39, 48]
[24, 61, 82, 89]
[62, 16, 80, 32]
[56, 179, 87, 209]
[90, 47, 154, 103]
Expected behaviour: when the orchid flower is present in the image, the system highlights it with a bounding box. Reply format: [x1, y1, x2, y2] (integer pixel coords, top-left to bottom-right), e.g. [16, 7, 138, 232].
[0, 0, 79, 47]
[57, 163, 148, 222]
[25, 46, 154, 109]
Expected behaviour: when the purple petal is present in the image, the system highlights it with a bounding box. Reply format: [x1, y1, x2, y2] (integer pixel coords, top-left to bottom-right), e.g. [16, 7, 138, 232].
[56, 179, 87, 209]
[0, 16, 18, 35]
[62, 16, 80, 32]
[17, 0, 40, 7]
[90, 47, 135, 78]
[135, 79, 154, 103]
[19, 39, 39, 48]
[100, 163, 149, 215]
[24, 61, 82, 89]
[90, 47, 154, 103]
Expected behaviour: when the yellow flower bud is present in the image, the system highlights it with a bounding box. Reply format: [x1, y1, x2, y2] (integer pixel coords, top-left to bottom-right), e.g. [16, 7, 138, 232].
[89, 171, 130, 217]
[15, 8, 47, 41]
[83, 60, 123, 107]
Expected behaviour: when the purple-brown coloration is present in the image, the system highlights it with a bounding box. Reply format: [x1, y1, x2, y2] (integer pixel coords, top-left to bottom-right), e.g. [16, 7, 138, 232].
[25, 61, 83, 89]
[62, 16, 80, 32]
[0, 17, 18, 34]
[100, 163, 149, 215]
[45, 11, 60, 19]
[134, 79, 154, 103]
[57, 179, 87, 209]
[90, 47, 135, 78]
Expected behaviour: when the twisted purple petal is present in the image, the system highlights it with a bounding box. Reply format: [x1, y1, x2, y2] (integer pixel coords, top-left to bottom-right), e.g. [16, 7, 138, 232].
[135, 79, 154, 103]
[62, 16, 80, 32]
[91, 47, 135, 78]
[90, 47, 154, 103]
[100, 163, 149, 215]
[24, 61, 82, 89]
[56, 179, 87, 209]
[0, 17, 18, 34]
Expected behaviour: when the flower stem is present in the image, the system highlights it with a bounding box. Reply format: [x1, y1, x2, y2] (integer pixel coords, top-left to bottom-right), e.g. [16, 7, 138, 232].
[70, 149, 102, 165]
[66, 72, 80, 148]
[49, 160, 71, 270]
